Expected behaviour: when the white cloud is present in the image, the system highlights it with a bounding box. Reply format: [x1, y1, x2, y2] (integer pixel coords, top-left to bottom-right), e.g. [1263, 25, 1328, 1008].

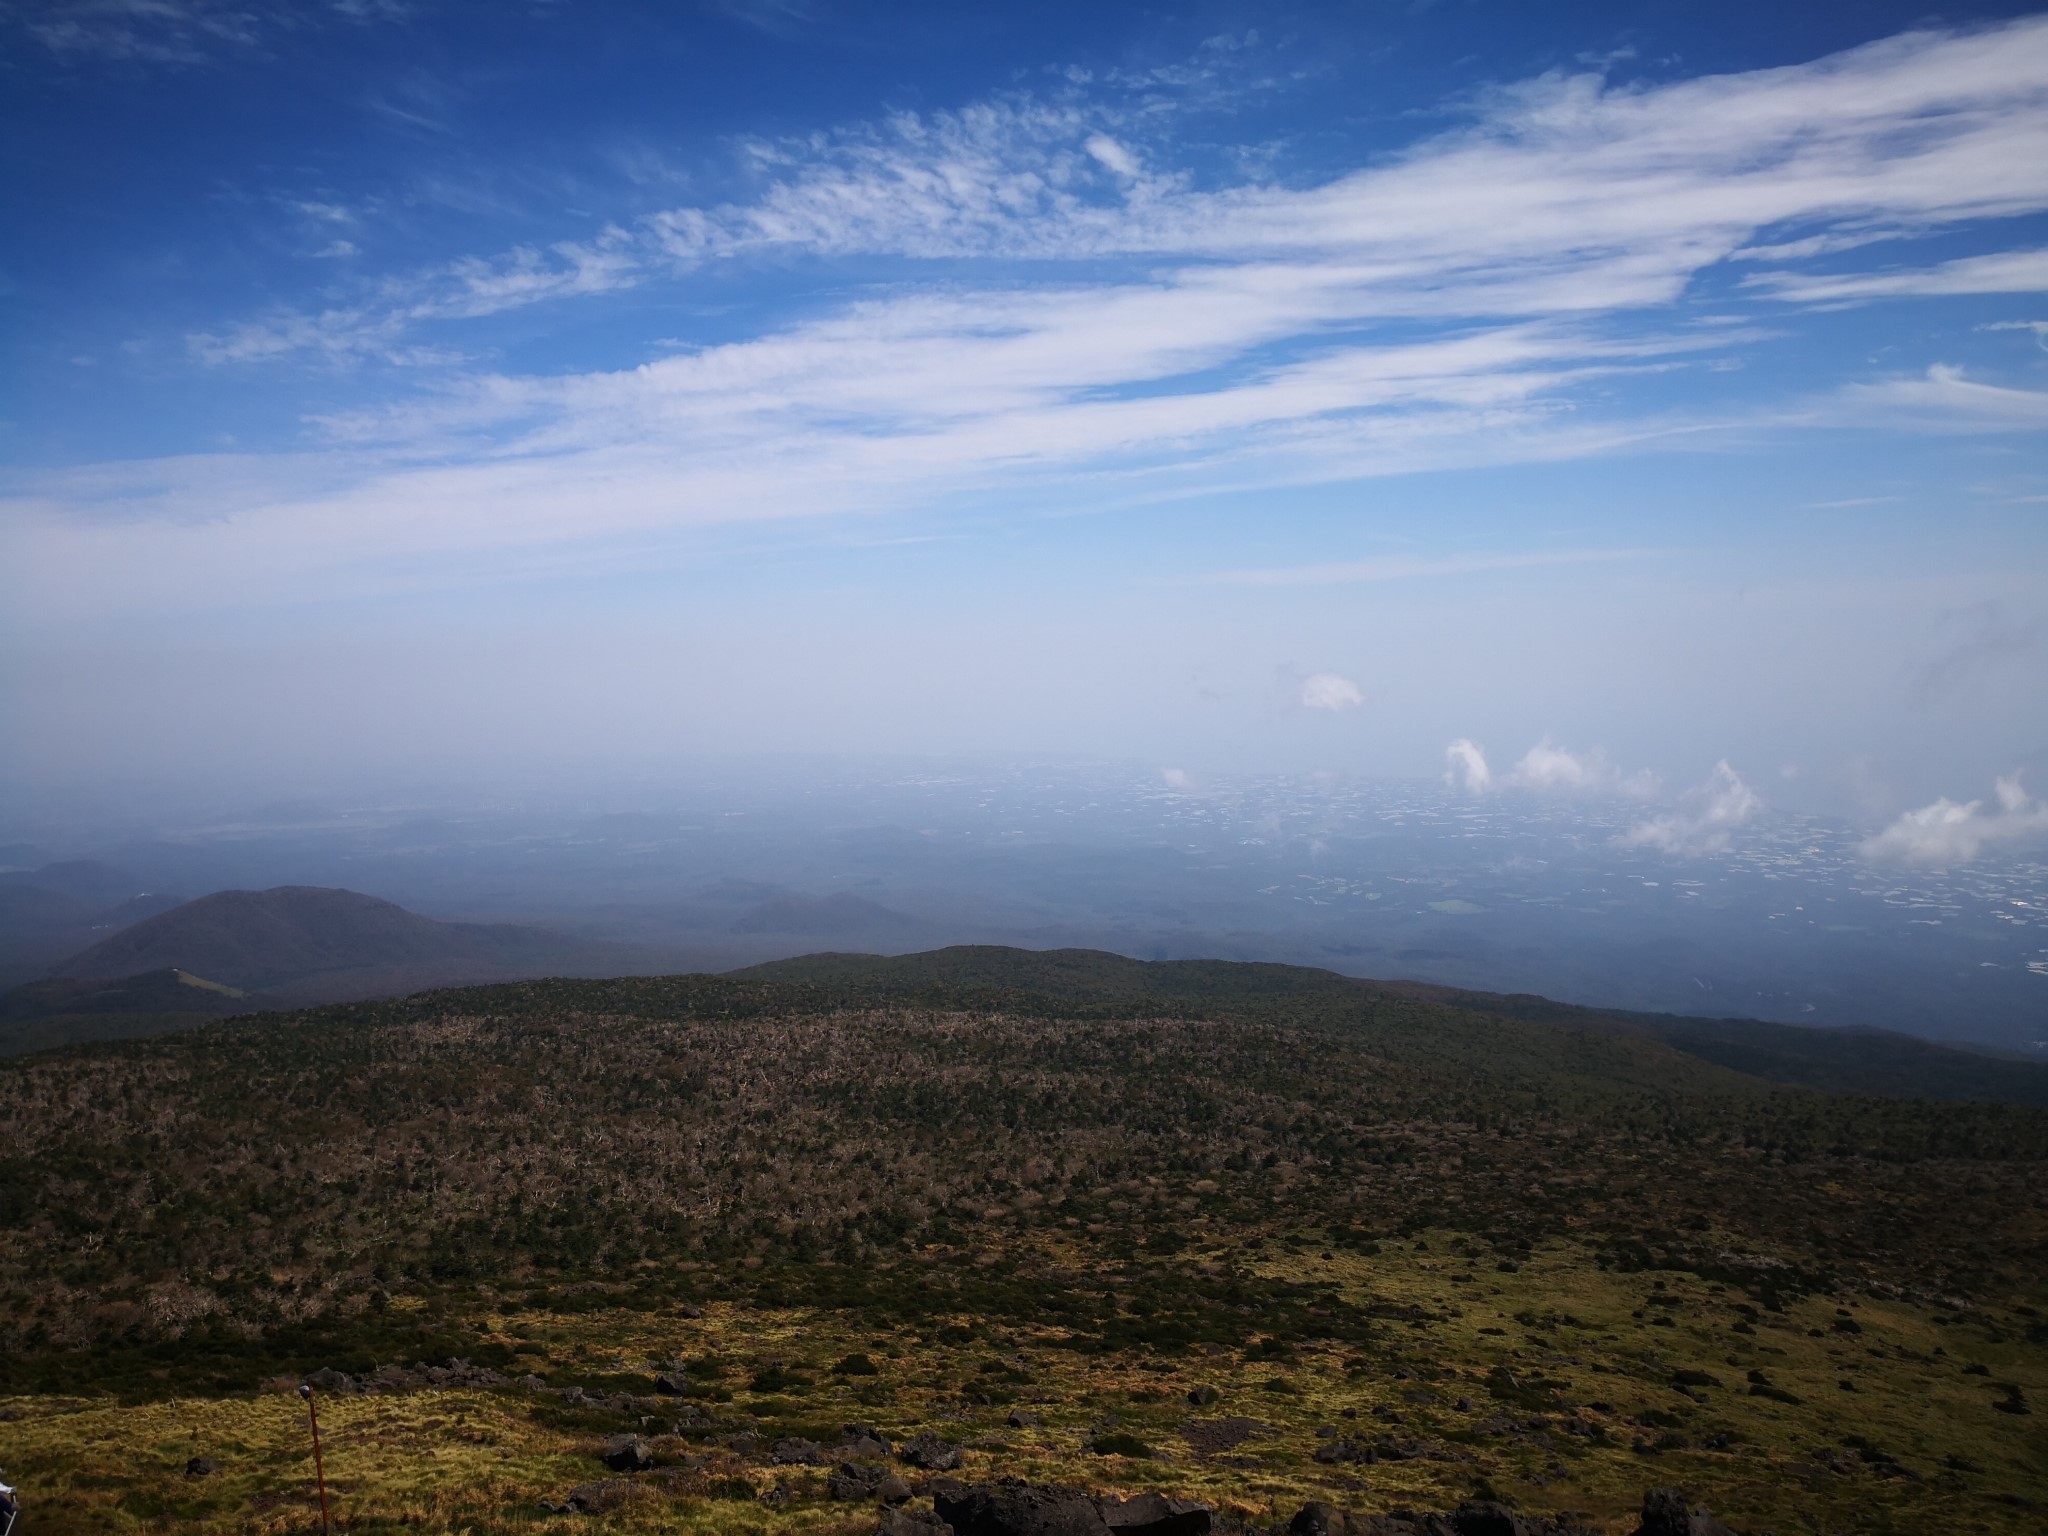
[1299, 673, 1364, 711]
[1620, 761, 1761, 854]
[190, 229, 642, 364]
[1509, 739, 1611, 791]
[1161, 767, 1194, 790]
[1833, 365, 2048, 431]
[17, 19, 2048, 609]
[1443, 738, 1729, 809]
[1444, 738, 1492, 793]
[1749, 247, 2048, 304]
[1084, 133, 1143, 180]
[197, 16, 2048, 365]
[1860, 774, 2048, 865]
[1443, 737, 1665, 797]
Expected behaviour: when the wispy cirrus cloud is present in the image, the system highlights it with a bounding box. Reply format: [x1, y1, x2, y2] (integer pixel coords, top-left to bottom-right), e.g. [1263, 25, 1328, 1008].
[189, 229, 641, 364]
[14, 0, 409, 63]
[193, 17, 2048, 367]
[1748, 247, 2048, 304]
[1834, 365, 2048, 431]
[13, 18, 2048, 614]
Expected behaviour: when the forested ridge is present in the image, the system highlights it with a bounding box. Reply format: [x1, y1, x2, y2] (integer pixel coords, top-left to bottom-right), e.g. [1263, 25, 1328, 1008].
[5, 963, 2042, 1390]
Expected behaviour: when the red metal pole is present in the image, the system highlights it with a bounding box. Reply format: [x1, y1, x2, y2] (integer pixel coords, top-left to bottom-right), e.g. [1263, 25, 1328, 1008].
[300, 1384, 332, 1535]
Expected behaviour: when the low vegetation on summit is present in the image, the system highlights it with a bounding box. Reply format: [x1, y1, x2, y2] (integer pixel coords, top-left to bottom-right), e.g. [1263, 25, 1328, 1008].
[0, 949, 2041, 1534]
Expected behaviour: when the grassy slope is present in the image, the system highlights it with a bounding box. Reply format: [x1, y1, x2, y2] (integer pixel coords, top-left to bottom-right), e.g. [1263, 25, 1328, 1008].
[1, 954, 2043, 1533]
[738, 947, 2048, 1106]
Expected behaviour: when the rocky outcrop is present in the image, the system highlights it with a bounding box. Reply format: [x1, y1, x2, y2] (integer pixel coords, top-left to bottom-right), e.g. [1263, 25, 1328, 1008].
[1285, 1489, 1737, 1536]
[881, 1510, 956, 1536]
[600, 1434, 653, 1473]
[900, 1430, 966, 1471]
[931, 1478, 1214, 1536]
[843, 1423, 895, 1459]
[833, 1460, 918, 1503]
[1631, 1489, 1739, 1536]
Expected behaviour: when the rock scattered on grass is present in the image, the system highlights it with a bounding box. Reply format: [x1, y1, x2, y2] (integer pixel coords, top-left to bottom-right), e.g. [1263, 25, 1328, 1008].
[843, 1422, 894, 1458]
[835, 1464, 914, 1504]
[1631, 1488, 1738, 1536]
[1281, 1486, 1741, 1536]
[599, 1433, 652, 1473]
[931, 1477, 1213, 1536]
[900, 1429, 965, 1470]
[880, 1509, 955, 1536]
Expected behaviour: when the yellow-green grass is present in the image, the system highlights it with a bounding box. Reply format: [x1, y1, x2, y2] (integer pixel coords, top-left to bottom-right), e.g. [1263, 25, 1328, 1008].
[4, 1233, 2040, 1534]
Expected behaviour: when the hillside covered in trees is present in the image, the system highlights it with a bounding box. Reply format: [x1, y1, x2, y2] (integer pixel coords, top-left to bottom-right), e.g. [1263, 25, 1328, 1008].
[1, 950, 2042, 1533]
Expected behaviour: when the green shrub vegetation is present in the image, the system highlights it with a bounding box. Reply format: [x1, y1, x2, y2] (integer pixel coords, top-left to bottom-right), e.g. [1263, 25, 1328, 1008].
[0, 952, 2041, 1532]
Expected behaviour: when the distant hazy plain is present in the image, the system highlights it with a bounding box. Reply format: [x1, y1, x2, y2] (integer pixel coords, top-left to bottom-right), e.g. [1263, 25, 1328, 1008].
[3, 760, 2041, 1050]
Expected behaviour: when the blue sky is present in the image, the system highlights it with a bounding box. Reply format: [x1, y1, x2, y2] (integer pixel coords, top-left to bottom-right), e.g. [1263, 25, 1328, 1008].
[3, 1, 2047, 863]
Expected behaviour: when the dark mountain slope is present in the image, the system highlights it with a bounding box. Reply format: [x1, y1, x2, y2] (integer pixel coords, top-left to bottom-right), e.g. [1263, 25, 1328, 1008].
[54, 886, 625, 996]
[735, 945, 2048, 1107]
[0, 968, 251, 1055]
[2, 968, 245, 1020]
[1647, 1016, 2048, 1104]
[0, 861, 189, 992]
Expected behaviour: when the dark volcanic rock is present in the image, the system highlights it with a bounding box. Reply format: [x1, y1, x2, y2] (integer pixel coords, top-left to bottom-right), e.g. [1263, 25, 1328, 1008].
[1451, 1502, 1554, 1536]
[900, 1430, 965, 1471]
[1374, 1437, 1448, 1462]
[773, 1437, 826, 1465]
[1291, 1497, 1628, 1536]
[880, 1510, 956, 1536]
[937, 1478, 1111, 1536]
[1313, 1439, 1373, 1465]
[1187, 1386, 1219, 1406]
[831, 1461, 893, 1500]
[600, 1434, 653, 1473]
[1288, 1502, 1354, 1536]
[842, 1423, 894, 1458]
[1631, 1488, 1739, 1536]
[304, 1368, 358, 1394]
[1100, 1491, 1212, 1536]
[654, 1372, 688, 1395]
[933, 1479, 1212, 1536]
[184, 1456, 220, 1478]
